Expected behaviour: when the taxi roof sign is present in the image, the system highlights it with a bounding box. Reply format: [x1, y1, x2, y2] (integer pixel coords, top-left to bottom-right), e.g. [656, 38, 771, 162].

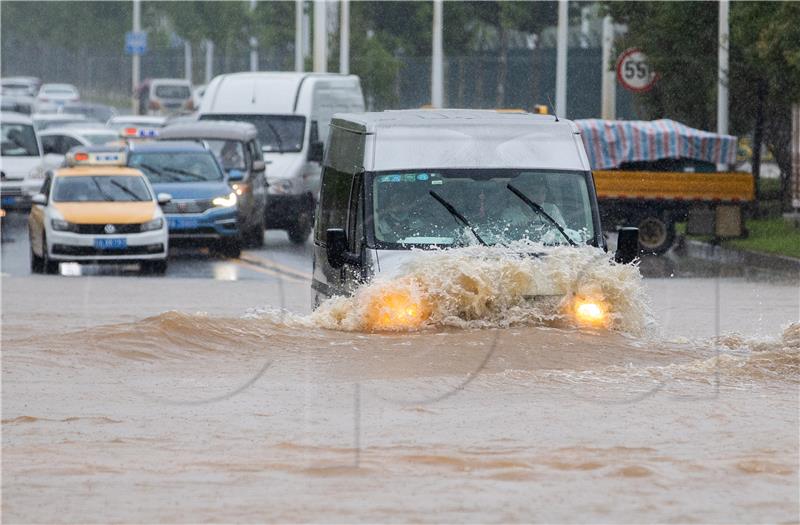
[121, 126, 159, 138]
[65, 147, 127, 167]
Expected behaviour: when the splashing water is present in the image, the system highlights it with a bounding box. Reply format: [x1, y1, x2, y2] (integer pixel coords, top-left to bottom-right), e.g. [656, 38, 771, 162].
[306, 243, 653, 334]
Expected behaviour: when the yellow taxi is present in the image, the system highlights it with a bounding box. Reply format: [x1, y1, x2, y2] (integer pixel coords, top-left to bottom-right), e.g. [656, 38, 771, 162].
[28, 148, 170, 274]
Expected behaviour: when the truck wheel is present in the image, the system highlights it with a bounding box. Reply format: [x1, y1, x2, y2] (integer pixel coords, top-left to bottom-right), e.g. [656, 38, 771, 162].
[637, 215, 676, 255]
[287, 208, 312, 244]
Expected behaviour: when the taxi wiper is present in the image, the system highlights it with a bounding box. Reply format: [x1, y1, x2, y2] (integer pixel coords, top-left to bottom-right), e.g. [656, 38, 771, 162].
[506, 183, 576, 247]
[91, 177, 113, 201]
[429, 190, 487, 246]
[109, 179, 145, 201]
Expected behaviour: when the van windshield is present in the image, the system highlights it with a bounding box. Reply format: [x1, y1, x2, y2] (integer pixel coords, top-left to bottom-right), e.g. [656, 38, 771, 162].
[369, 169, 595, 247]
[200, 114, 305, 153]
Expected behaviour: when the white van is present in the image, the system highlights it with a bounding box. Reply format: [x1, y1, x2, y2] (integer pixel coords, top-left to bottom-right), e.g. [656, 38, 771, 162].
[198, 72, 364, 243]
[311, 109, 639, 306]
[1, 112, 50, 208]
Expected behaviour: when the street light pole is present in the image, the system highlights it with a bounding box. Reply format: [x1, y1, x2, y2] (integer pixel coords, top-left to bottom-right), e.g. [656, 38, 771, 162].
[555, 0, 568, 118]
[132, 0, 141, 114]
[340, 0, 349, 75]
[295, 0, 304, 72]
[249, 0, 258, 72]
[601, 15, 616, 120]
[717, 0, 729, 136]
[313, 0, 327, 73]
[431, 0, 443, 108]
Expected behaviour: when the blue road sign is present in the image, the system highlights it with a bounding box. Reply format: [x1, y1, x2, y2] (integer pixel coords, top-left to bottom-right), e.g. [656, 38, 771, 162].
[125, 31, 148, 55]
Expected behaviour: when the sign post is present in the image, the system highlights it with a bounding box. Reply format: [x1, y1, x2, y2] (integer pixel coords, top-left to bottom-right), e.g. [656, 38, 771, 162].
[616, 48, 657, 93]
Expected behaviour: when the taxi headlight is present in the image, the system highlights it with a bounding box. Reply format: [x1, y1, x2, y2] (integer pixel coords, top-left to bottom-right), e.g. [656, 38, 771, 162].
[51, 219, 77, 232]
[212, 192, 237, 208]
[141, 217, 164, 232]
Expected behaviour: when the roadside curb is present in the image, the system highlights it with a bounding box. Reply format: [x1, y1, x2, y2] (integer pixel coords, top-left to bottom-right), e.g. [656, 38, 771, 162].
[675, 236, 800, 274]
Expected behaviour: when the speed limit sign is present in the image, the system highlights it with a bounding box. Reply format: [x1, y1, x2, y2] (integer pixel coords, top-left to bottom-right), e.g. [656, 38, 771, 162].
[616, 48, 657, 93]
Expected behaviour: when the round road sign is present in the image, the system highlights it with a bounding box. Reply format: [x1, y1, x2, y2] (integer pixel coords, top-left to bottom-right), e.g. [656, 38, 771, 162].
[616, 48, 657, 93]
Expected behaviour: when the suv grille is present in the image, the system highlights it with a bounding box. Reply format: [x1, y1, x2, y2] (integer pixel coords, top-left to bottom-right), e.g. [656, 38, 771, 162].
[161, 199, 214, 214]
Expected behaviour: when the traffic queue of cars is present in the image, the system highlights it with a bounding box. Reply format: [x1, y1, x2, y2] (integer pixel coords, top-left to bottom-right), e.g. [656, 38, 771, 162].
[1, 71, 367, 275]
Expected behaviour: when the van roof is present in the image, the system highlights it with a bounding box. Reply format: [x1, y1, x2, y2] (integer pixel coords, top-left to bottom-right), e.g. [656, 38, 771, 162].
[0, 111, 34, 124]
[158, 120, 258, 142]
[329, 109, 589, 172]
[202, 72, 361, 114]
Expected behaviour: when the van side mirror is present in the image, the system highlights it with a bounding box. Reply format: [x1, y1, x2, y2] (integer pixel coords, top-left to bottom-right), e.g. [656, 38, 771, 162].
[308, 141, 324, 163]
[252, 160, 266, 172]
[31, 193, 47, 206]
[326, 228, 360, 269]
[615, 227, 639, 264]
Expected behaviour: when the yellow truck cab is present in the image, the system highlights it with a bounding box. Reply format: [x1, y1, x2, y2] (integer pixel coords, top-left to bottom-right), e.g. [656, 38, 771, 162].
[28, 148, 171, 274]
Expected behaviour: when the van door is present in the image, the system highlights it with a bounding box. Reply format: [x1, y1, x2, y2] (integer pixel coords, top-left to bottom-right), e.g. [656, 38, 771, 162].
[312, 166, 354, 301]
[342, 172, 367, 294]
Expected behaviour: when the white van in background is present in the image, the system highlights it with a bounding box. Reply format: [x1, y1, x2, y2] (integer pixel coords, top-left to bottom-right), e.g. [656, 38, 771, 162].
[198, 72, 364, 243]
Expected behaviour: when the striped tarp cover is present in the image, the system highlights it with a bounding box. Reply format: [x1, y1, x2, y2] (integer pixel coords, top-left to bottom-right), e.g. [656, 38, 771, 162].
[574, 119, 738, 170]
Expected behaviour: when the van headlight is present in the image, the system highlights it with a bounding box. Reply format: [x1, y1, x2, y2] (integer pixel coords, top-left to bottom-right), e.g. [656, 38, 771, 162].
[268, 179, 294, 195]
[212, 192, 237, 208]
[141, 217, 164, 231]
[29, 165, 45, 179]
[51, 219, 77, 232]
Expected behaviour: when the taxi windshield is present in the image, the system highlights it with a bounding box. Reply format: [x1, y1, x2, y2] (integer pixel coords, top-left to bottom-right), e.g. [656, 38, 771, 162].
[52, 175, 152, 202]
[128, 151, 224, 183]
[370, 169, 596, 247]
[1, 123, 39, 156]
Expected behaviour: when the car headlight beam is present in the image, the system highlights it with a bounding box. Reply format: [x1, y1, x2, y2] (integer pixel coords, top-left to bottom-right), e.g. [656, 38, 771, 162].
[212, 192, 238, 208]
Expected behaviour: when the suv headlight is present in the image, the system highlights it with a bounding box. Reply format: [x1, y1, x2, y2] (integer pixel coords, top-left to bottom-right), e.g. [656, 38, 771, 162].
[141, 217, 164, 231]
[51, 219, 76, 232]
[212, 192, 237, 208]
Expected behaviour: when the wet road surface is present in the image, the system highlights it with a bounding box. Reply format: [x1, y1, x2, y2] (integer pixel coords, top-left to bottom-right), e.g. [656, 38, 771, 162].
[2, 209, 798, 523]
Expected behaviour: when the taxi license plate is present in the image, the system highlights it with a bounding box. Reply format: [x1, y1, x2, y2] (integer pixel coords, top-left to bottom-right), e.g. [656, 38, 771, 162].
[168, 217, 199, 230]
[94, 238, 127, 249]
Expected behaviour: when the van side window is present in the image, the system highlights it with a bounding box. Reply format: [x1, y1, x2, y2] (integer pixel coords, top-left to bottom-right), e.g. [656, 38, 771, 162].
[348, 174, 364, 252]
[315, 167, 354, 242]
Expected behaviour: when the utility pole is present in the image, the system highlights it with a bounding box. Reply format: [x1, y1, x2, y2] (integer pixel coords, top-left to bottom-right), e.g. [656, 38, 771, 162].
[295, 0, 304, 72]
[717, 0, 729, 136]
[313, 0, 327, 73]
[555, 0, 568, 118]
[340, 0, 350, 75]
[204, 40, 214, 85]
[431, 0, 443, 108]
[184, 41, 192, 84]
[249, 0, 259, 72]
[131, 0, 141, 114]
[600, 15, 616, 120]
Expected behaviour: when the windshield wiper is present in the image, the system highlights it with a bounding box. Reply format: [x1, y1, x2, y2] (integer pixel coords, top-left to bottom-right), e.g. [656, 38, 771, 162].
[506, 183, 576, 247]
[429, 190, 487, 246]
[162, 167, 209, 181]
[264, 120, 285, 153]
[137, 162, 178, 181]
[109, 179, 145, 201]
[91, 177, 114, 201]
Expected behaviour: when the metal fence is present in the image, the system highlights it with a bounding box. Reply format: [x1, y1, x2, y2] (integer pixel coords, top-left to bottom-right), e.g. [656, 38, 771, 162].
[2, 37, 641, 119]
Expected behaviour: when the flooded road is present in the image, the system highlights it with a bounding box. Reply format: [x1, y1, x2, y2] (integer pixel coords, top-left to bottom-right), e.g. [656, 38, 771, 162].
[2, 214, 798, 523]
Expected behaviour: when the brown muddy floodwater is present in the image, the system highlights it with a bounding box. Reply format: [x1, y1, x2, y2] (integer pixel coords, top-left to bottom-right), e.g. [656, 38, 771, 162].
[2, 246, 799, 523]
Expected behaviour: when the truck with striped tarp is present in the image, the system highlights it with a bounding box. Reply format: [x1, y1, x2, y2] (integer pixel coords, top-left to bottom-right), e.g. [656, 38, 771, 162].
[575, 119, 754, 254]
